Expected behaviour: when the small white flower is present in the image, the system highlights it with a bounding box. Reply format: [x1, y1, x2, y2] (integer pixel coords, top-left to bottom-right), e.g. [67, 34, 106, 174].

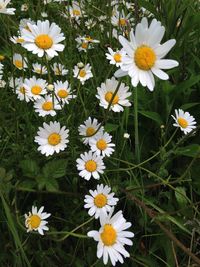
[78, 117, 104, 145]
[52, 63, 68, 76]
[73, 63, 93, 85]
[88, 208, 134, 266]
[84, 184, 119, 219]
[76, 151, 105, 181]
[123, 133, 130, 139]
[10, 77, 31, 102]
[106, 47, 126, 67]
[75, 35, 99, 52]
[12, 53, 28, 70]
[96, 77, 131, 112]
[21, 3, 29, 11]
[32, 63, 47, 75]
[10, 35, 25, 45]
[171, 109, 197, 135]
[33, 95, 61, 117]
[35, 121, 69, 156]
[89, 132, 115, 157]
[54, 80, 76, 105]
[23, 76, 47, 101]
[0, 0, 16, 15]
[111, 9, 131, 28]
[69, 1, 83, 20]
[25, 206, 51, 235]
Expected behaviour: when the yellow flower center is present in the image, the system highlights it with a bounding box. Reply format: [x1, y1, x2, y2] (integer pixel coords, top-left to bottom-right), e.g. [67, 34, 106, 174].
[42, 101, 53, 111]
[96, 139, 107, 151]
[48, 133, 61, 146]
[35, 68, 42, 74]
[20, 87, 26, 94]
[14, 60, 23, 69]
[85, 160, 97, 172]
[16, 37, 24, 43]
[105, 92, 119, 105]
[81, 42, 88, 49]
[79, 69, 86, 78]
[31, 85, 42, 95]
[27, 215, 41, 229]
[73, 9, 81, 16]
[55, 68, 61, 75]
[177, 117, 188, 128]
[0, 55, 5, 61]
[114, 53, 122, 63]
[57, 89, 68, 98]
[100, 224, 117, 246]
[134, 45, 156, 70]
[119, 18, 127, 26]
[86, 127, 95, 137]
[94, 193, 107, 208]
[85, 36, 93, 42]
[35, 34, 53, 50]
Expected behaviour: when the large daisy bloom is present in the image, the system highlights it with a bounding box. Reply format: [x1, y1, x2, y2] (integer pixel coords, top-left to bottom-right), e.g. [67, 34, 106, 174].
[89, 132, 115, 157]
[84, 184, 119, 219]
[76, 151, 105, 181]
[21, 20, 65, 58]
[96, 77, 131, 112]
[0, 0, 15, 15]
[88, 208, 134, 266]
[54, 80, 76, 105]
[25, 206, 51, 235]
[33, 95, 61, 117]
[171, 109, 197, 135]
[116, 17, 179, 91]
[35, 121, 69, 156]
[12, 53, 28, 70]
[78, 117, 104, 145]
[73, 63, 93, 85]
[23, 76, 47, 101]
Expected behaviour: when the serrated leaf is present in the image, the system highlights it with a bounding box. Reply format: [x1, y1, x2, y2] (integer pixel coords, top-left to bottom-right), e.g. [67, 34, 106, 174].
[19, 180, 36, 190]
[175, 144, 200, 158]
[175, 187, 187, 207]
[20, 159, 39, 178]
[139, 111, 163, 125]
[42, 159, 67, 179]
[46, 179, 59, 192]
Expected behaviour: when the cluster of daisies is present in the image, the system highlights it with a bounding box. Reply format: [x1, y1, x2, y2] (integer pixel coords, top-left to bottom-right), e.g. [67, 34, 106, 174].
[0, 0, 198, 266]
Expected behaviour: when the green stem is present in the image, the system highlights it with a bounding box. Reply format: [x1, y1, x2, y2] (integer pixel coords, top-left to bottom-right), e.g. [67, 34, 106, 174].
[134, 87, 140, 163]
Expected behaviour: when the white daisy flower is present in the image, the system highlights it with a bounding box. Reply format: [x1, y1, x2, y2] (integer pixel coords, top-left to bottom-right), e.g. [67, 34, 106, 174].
[73, 63, 93, 85]
[32, 63, 48, 75]
[10, 77, 32, 102]
[84, 184, 119, 219]
[21, 20, 65, 58]
[78, 117, 104, 145]
[0, 0, 15, 15]
[116, 17, 179, 91]
[88, 208, 134, 266]
[12, 53, 28, 70]
[33, 95, 61, 117]
[76, 151, 105, 181]
[85, 19, 96, 29]
[23, 76, 47, 101]
[106, 47, 126, 67]
[96, 77, 131, 112]
[52, 63, 68, 76]
[89, 132, 115, 157]
[111, 9, 131, 28]
[21, 3, 29, 11]
[75, 35, 99, 52]
[10, 35, 25, 45]
[171, 109, 197, 135]
[35, 121, 69, 156]
[25, 206, 51, 235]
[69, 1, 83, 20]
[54, 80, 76, 104]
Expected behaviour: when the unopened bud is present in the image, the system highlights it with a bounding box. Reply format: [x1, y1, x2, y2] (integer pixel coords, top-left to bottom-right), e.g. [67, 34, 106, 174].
[47, 84, 54, 91]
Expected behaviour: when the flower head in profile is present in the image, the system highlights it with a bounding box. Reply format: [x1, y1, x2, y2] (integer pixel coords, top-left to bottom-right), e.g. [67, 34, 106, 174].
[32, 63, 47, 75]
[116, 17, 179, 91]
[0, 0, 16, 15]
[12, 53, 28, 70]
[35, 121, 69, 156]
[10, 77, 31, 102]
[84, 184, 119, 219]
[171, 109, 197, 135]
[88, 208, 134, 266]
[52, 63, 68, 76]
[21, 20, 65, 58]
[25, 206, 51, 235]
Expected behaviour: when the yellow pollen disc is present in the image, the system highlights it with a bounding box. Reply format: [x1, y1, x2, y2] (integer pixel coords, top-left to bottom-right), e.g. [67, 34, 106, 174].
[35, 34, 53, 50]
[81, 42, 88, 49]
[16, 38, 24, 43]
[85, 36, 93, 42]
[73, 9, 81, 16]
[134, 45, 156, 70]
[86, 127, 95, 137]
[105, 92, 119, 105]
[100, 224, 117, 246]
[42, 101, 53, 111]
[85, 160, 97, 172]
[27, 214, 41, 229]
[119, 18, 127, 26]
[55, 68, 61, 75]
[31, 85, 42, 95]
[35, 68, 42, 74]
[114, 53, 122, 63]
[48, 133, 61, 146]
[14, 60, 23, 69]
[79, 69, 86, 78]
[20, 87, 26, 94]
[96, 139, 107, 151]
[177, 117, 188, 128]
[94, 193, 107, 208]
[57, 89, 68, 98]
